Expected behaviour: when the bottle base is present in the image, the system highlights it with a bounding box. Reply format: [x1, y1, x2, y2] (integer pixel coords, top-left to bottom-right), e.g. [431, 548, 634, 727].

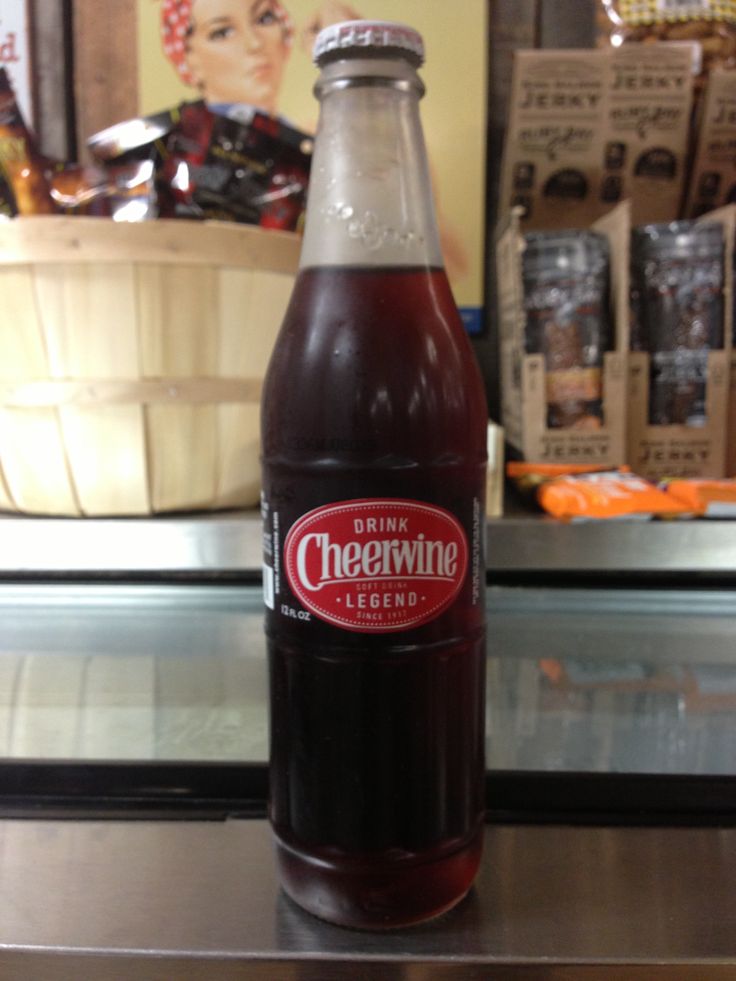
[273, 826, 484, 930]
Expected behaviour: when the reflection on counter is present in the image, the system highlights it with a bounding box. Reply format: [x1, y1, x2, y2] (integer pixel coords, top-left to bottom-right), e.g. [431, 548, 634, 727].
[0, 585, 267, 761]
[1, 584, 736, 776]
[488, 655, 736, 775]
[487, 586, 736, 775]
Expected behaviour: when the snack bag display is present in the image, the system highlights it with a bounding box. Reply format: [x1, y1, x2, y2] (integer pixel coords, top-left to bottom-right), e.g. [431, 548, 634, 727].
[598, 0, 736, 101]
[50, 161, 157, 220]
[662, 477, 736, 515]
[506, 462, 617, 505]
[0, 67, 55, 216]
[188, 111, 311, 229]
[86, 101, 313, 228]
[86, 108, 175, 165]
[537, 469, 691, 519]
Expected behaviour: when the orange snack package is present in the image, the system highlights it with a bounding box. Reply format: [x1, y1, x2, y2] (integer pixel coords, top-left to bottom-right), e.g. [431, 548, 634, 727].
[538, 470, 691, 520]
[663, 479, 736, 517]
[506, 462, 630, 509]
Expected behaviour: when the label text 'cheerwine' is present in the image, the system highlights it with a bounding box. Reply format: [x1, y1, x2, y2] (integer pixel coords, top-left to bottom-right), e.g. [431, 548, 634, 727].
[284, 499, 468, 633]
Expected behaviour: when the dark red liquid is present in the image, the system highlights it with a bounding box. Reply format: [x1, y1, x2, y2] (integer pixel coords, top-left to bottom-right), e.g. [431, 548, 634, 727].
[261, 266, 487, 928]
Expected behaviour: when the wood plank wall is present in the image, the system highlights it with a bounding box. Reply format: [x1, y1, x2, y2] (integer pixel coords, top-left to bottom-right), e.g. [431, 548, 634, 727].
[31, 0, 70, 160]
[71, 0, 138, 159]
[33, 0, 137, 160]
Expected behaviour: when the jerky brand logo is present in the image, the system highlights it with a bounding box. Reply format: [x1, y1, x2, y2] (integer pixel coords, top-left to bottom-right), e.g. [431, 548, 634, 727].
[520, 60, 604, 115]
[612, 68, 688, 93]
[519, 126, 593, 161]
[520, 90, 601, 111]
[611, 105, 682, 139]
[284, 499, 468, 633]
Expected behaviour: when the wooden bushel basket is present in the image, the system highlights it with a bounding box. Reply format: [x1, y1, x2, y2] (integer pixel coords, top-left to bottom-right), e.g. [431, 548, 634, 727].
[0, 217, 299, 516]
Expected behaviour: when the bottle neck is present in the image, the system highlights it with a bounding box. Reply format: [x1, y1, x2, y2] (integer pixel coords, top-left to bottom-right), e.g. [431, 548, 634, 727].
[299, 57, 443, 270]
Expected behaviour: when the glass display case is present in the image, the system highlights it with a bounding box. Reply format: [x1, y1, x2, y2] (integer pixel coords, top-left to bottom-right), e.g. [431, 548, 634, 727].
[1, 512, 736, 975]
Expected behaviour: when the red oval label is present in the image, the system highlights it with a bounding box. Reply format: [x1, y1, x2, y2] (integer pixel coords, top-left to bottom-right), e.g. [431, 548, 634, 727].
[283, 498, 468, 633]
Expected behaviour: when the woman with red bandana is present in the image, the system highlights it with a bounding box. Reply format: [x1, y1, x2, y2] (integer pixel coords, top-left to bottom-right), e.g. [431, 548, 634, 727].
[160, 0, 469, 278]
[161, 0, 359, 120]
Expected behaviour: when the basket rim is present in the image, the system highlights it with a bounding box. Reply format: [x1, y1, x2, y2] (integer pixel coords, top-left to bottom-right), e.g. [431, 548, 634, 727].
[0, 216, 301, 273]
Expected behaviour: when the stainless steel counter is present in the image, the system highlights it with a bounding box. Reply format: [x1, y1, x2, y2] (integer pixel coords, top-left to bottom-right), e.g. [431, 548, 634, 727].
[3, 510, 736, 575]
[1, 818, 736, 978]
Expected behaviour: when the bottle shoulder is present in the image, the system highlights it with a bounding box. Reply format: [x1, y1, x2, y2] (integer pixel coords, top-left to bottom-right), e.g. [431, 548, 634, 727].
[262, 266, 487, 463]
[264, 266, 483, 401]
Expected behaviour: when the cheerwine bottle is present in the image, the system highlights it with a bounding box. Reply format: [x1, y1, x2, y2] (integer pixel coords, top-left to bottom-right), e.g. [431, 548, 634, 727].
[260, 20, 488, 929]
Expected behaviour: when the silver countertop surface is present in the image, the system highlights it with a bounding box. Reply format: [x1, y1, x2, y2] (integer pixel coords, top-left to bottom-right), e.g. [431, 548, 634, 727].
[1, 819, 736, 978]
[2, 509, 736, 574]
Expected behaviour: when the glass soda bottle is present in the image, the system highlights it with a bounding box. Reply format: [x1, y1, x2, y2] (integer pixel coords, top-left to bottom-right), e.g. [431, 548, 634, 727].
[260, 20, 488, 929]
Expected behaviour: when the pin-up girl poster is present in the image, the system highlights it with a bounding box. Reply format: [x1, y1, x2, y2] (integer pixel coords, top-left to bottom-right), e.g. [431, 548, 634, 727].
[137, 0, 487, 331]
[158, 0, 359, 122]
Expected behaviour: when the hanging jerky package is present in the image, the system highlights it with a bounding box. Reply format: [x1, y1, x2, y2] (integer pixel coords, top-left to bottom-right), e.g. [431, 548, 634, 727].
[87, 108, 175, 166]
[118, 101, 312, 229]
[521, 230, 612, 430]
[248, 112, 313, 230]
[684, 68, 736, 217]
[50, 160, 157, 220]
[182, 110, 312, 230]
[88, 101, 214, 219]
[630, 219, 724, 426]
[152, 101, 215, 219]
[87, 107, 183, 220]
[0, 67, 55, 215]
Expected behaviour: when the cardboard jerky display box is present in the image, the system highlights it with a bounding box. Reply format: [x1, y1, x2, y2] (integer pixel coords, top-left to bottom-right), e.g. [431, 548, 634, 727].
[496, 202, 629, 467]
[685, 68, 736, 219]
[628, 204, 733, 481]
[499, 45, 695, 230]
[499, 49, 610, 230]
[608, 41, 695, 224]
[721, 205, 736, 477]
